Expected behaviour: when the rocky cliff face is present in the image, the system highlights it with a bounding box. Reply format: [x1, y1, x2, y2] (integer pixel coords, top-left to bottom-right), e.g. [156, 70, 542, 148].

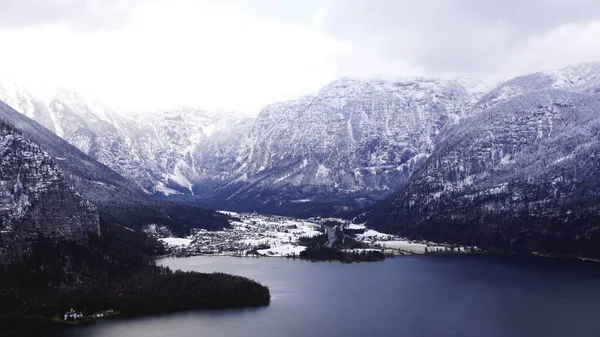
[0, 121, 99, 262]
[365, 89, 600, 256]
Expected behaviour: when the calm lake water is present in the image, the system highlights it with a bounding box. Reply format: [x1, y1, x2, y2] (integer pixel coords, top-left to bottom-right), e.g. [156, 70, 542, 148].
[59, 255, 600, 337]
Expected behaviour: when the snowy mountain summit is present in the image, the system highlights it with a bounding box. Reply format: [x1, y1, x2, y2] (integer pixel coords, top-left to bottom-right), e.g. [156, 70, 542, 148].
[3, 63, 600, 224]
[476, 62, 600, 110]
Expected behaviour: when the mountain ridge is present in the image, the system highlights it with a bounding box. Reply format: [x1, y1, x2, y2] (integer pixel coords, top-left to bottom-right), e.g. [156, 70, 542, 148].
[364, 88, 600, 257]
[0, 99, 229, 236]
[3, 63, 600, 226]
[188, 75, 489, 215]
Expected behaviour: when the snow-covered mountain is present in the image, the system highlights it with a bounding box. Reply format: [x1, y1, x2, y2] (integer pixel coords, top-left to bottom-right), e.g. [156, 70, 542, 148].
[365, 88, 600, 257]
[193, 76, 488, 215]
[0, 78, 250, 196]
[0, 99, 229, 236]
[0, 75, 489, 216]
[476, 62, 600, 110]
[130, 107, 253, 195]
[5, 63, 600, 227]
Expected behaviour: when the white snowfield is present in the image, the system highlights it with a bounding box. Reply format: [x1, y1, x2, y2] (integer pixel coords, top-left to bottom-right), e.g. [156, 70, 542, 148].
[159, 237, 193, 248]
[347, 223, 366, 230]
[357, 230, 393, 240]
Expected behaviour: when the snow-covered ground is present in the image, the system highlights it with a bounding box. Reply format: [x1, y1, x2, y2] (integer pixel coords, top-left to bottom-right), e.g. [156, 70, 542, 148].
[346, 223, 468, 254]
[157, 211, 473, 257]
[257, 244, 306, 256]
[159, 211, 323, 257]
[159, 237, 193, 248]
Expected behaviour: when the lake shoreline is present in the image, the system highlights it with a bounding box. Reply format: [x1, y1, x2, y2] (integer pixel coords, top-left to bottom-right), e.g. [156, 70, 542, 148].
[157, 249, 600, 266]
[20, 254, 600, 337]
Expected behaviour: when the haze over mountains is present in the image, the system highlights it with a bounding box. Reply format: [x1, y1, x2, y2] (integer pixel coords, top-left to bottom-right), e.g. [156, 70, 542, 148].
[0, 74, 489, 215]
[2, 62, 600, 256]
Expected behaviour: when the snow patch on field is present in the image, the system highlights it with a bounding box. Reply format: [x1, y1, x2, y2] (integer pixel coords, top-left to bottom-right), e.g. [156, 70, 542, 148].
[159, 237, 193, 248]
[357, 229, 393, 240]
[347, 223, 366, 230]
[291, 199, 312, 203]
[376, 241, 438, 254]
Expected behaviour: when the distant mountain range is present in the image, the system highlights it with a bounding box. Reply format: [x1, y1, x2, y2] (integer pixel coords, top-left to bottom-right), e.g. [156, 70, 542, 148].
[190, 76, 488, 215]
[2, 62, 600, 257]
[0, 78, 252, 197]
[0, 75, 489, 216]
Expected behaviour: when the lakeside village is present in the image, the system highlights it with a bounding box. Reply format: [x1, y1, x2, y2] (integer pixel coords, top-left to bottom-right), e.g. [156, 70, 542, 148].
[54, 309, 118, 324]
[147, 211, 477, 261]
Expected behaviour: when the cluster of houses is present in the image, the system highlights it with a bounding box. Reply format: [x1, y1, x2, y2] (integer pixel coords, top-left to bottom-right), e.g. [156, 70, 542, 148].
[64, 309, 83, 321]
[63, 308, 115, 321]
[155, 211, 472, 257]
[164, 212, 324, 256]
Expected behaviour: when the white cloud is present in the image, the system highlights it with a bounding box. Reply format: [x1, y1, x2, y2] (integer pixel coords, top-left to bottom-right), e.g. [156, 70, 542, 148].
[0, 0, 341, 114]
[320, 0, 600, 81]
[500, 22, 600, 79]
[1, 0, 600, 114]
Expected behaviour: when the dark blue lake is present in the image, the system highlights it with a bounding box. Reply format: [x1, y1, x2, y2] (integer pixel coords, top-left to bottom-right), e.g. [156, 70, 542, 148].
[59, 255, 600, 337]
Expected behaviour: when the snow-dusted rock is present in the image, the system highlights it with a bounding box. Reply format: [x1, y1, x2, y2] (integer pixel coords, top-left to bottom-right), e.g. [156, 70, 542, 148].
[476, 62, 600, 110]
[366, 89, 600, 256]
[0, 78, 251, 196]
[195, 76, 488, 214]
[0, 75, 488, 216]
[0, 99, 229, 236]
[0, 120, 100, 262]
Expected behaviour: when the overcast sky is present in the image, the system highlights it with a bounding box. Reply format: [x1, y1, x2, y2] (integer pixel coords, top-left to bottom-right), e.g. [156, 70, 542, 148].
[1, 0, 600, 114]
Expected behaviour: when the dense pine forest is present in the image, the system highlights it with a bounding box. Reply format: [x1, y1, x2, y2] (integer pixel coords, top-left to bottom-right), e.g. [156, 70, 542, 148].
[0, 219, 270, 336]
[299, 247, 385, 263]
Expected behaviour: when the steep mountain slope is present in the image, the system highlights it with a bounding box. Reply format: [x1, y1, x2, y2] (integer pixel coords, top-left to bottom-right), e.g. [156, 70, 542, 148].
[0, 121, 100, 263]
[476, 62, 600, 110]
[365, 90, 600, 257]
[130, 107, 253, 195]
[0, 78, 166, 191]
[0, 78, 250, 196]
[0, 100, 229, 235]
[192, 77, 488, 215]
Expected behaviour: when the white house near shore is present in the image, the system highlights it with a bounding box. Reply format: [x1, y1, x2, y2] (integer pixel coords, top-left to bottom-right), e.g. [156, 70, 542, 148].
[64, 309, 83, 321]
